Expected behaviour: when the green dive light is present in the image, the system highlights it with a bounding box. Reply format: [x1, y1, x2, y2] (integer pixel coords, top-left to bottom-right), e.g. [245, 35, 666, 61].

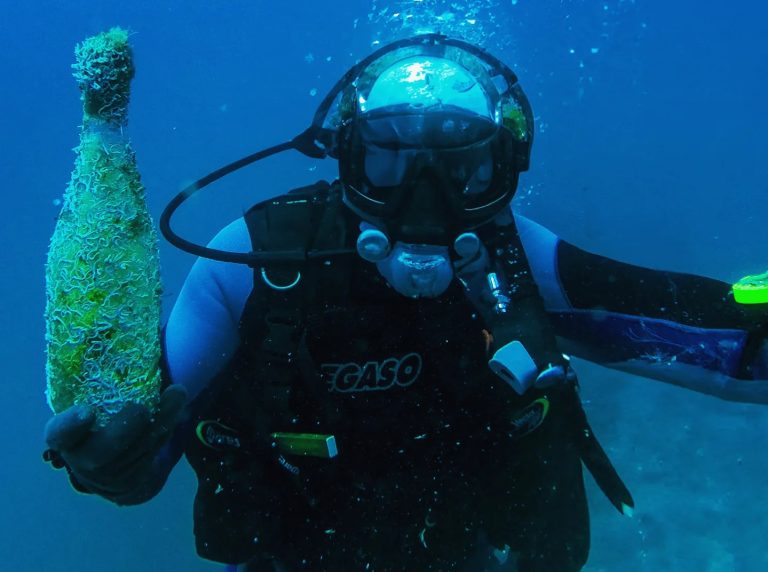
[732, 271, 768, 305]
[271, 432, 338, 458]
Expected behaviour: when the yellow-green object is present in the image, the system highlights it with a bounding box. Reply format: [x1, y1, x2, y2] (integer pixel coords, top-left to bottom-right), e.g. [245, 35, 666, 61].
[501, 100, 528, 142]
[45, 27, 162, 422]
[732, 271, 768, 305]
[271, 433, 339, 458]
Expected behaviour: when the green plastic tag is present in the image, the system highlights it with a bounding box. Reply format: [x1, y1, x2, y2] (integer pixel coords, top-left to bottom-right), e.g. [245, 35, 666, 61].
[271, 432, 338, 458]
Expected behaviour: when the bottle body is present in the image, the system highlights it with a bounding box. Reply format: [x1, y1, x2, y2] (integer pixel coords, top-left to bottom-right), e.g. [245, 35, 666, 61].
[45, 28, 161, 422]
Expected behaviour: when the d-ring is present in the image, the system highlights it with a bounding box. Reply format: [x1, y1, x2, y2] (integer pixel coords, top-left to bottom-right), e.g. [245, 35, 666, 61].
[260, 267, 302, 290]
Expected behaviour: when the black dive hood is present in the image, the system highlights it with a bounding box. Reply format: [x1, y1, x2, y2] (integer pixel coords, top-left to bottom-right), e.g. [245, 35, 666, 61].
[160, 33, 533, 264]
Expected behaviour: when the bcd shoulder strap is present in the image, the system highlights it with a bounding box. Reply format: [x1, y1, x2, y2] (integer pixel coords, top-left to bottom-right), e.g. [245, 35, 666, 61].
[240, 181, 353, 409]
[477, 219, 565, 369]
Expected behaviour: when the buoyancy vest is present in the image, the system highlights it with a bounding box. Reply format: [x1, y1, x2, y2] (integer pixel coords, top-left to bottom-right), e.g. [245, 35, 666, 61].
[184, 181, 632, 568]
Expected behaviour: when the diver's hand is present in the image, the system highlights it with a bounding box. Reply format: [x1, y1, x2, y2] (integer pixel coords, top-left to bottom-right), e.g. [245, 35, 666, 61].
[43, 385, 187, 505]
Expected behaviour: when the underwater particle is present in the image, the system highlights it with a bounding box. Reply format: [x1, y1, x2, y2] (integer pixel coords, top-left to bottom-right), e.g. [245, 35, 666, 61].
[591, 47, 600, 54]
[436, 11, 456, 23]
[45, 27, 162, 424]
[309, 88, 318, 97]
[304, 52, 315, 63]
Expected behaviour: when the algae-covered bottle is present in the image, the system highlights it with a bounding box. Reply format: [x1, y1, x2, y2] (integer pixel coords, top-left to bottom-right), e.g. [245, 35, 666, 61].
[45, 28, 162, 423]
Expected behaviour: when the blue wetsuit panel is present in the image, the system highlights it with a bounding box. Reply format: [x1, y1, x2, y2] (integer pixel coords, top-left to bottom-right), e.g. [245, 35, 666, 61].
[164, 218, 253, 401]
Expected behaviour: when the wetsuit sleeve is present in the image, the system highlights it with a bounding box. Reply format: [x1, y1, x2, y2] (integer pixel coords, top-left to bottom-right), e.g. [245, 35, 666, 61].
[164, 218, 253, 401]
[515, 213, 768, 404]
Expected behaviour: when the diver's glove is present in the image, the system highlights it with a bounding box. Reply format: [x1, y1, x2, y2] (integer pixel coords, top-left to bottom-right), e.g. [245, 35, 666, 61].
[43, 385, 188, 505]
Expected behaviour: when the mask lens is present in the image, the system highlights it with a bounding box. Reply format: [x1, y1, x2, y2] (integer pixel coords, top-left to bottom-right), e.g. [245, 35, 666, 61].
[359, 136, 499, 210]
[363, 145, 412, 190]
[451, 139, 499, 209]
[354, 108, 502, 209]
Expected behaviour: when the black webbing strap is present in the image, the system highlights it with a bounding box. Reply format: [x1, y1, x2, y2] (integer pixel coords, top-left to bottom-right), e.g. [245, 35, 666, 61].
[247, 185, 332, 355]
[240, 186, 321, 418]
[480, 221, 566, 369]
[561, 383, 635, 514]
[242, 182, 352, 414]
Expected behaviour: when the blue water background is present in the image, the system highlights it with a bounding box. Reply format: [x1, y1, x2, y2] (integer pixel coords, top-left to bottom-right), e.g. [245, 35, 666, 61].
[2, 1, 767, 570]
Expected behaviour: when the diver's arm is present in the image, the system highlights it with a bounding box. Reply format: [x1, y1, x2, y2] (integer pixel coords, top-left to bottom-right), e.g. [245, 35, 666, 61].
[163, 218, 253, 401]
[157, 218, 254, 463]
[515, 213, 768, 404]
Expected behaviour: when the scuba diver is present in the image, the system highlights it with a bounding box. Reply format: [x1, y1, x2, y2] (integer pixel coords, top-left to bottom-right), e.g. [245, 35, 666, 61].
[43, 34, 768, 572]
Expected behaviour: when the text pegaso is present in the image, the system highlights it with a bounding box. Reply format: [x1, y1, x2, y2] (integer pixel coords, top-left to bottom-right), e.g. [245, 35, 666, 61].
[321, 353, 423, 393]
